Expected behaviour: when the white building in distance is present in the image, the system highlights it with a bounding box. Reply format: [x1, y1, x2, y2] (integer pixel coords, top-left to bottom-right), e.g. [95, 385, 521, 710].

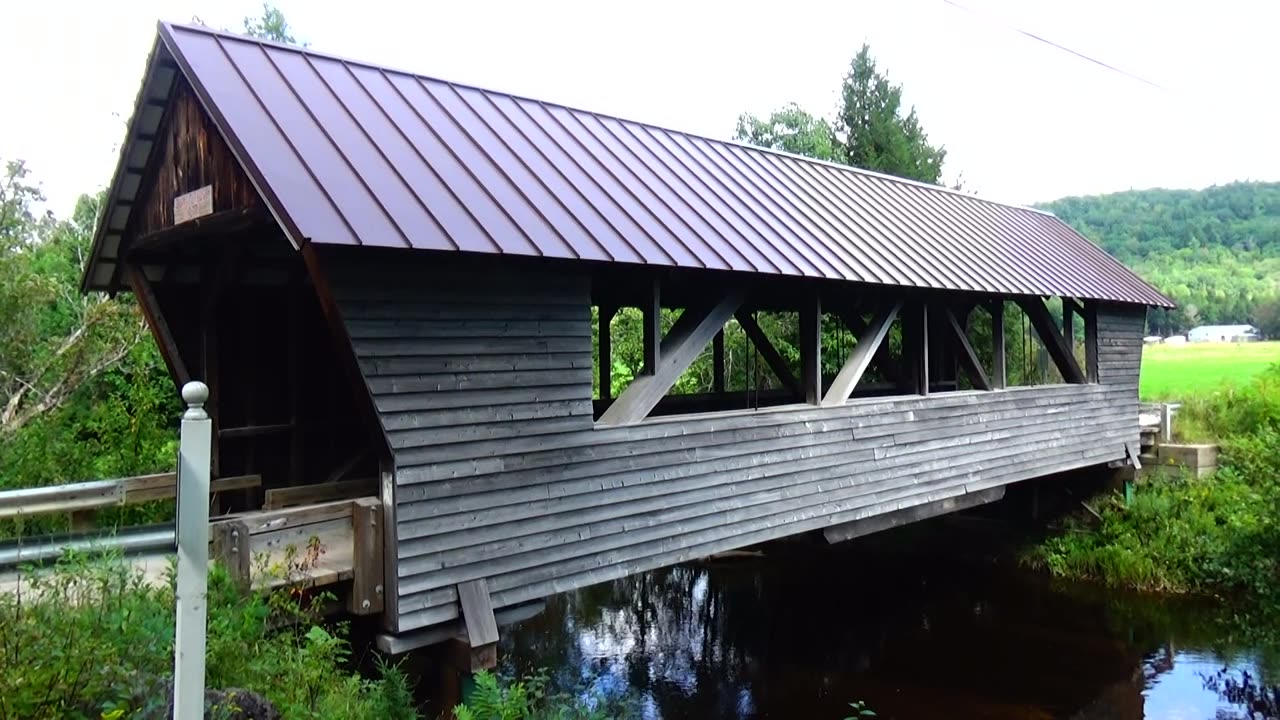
[1187, 324, 1259, 343]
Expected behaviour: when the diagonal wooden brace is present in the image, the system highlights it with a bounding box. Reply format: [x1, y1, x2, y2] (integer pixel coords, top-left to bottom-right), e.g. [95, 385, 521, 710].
[734, 309, 802, 398]
[1017, 297, 1085, 383]
[942, 307, 991, 391]
[599, 293, 744, 425]
[823, 302, 901, 405]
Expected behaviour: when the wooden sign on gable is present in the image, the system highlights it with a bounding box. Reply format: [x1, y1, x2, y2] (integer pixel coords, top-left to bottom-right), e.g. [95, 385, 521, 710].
[174, 185, 213, 225]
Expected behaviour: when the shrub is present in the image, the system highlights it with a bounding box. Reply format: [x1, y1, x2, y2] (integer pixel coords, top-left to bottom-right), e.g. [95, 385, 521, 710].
[1029, 362, 1280, 610]
[0, 552, 419, 719]
[452, 669, 639, 720]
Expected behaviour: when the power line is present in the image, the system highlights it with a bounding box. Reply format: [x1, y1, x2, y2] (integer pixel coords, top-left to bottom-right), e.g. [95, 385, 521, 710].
[941, 0, 1165, 89]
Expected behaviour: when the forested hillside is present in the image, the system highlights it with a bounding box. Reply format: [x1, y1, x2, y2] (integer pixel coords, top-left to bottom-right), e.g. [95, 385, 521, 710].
[1040, 182, 1280, 335]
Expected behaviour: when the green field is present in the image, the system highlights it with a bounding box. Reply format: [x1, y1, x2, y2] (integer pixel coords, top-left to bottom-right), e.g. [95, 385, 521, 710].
[1140, 341, 1279, 399]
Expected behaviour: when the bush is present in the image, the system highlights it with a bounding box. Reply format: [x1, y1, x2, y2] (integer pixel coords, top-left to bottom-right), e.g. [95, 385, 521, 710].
[1029, 363, 1280, 608]
[452, 669, 639, 720]
[0, 553, 419, 719]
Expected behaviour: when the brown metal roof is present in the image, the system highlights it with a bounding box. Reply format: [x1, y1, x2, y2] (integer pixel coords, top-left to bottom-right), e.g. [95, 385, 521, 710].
[84, 22, 1174, 307]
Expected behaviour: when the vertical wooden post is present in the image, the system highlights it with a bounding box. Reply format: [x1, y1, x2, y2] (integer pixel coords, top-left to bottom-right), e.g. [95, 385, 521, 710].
[599, 305, 615, 400]
[349, 497, 385, 615]
[800, 294, 822, 404]
[69, 510, 97, 533]
[642, 280, 660, 375]
[990, 300, 1006, 389]
[210, 519, 251, 592]
[905, 301, 930, 395]
[174, 381, 212, 720]
[201, 269, 220, 479]
[288, 277, 302, 486]
[712, 330, 725, 394]
[1084, 301, 1099, 383]
[1063, 301, 1075, 355]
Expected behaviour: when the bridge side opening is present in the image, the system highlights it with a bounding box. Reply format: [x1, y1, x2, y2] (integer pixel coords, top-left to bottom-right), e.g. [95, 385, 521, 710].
[591, 268, 1098, 426]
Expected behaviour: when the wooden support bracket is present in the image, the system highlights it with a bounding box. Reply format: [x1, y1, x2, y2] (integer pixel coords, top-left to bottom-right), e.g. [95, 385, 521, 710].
[1017, 298, 1086, 383]
[457, 578, 499, 671]
[942, 307, 991, 391]
[599, 294, 743, 425]
[211, 519, 252, 592]
[734, 308, 802, 398]
[823, 302, 900, 405]
[348, 497, 384, 615]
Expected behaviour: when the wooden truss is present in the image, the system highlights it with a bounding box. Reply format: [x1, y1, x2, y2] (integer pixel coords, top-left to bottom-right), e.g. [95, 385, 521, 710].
[595, 280, 1100, 425]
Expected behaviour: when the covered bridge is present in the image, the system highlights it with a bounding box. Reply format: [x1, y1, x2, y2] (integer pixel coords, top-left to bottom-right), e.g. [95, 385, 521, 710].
[83, 23, 1173, 651]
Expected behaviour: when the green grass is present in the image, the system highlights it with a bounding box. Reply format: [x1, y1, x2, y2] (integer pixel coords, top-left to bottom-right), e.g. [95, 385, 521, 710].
[1140, 341, 1279, 399]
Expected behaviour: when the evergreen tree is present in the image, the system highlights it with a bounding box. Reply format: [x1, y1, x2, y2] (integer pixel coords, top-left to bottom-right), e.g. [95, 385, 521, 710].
[835, 45, 946, 184]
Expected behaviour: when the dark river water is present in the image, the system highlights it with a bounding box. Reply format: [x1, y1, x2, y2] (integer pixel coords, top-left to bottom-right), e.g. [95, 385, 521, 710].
[413, 521, 1275, 719]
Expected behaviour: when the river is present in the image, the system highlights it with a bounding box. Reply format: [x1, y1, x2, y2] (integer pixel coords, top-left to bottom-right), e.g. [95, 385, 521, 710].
[416, 520, 1275, 719]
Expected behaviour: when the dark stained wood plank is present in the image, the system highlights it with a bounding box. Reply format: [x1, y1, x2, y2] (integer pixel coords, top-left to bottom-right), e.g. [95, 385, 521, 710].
[800, 294, 822, 404]
[1084, 301, 1100, 382]
[599, 305, 615, 400]
[712, 330, 725, 394]
[642, 280, 660, 375]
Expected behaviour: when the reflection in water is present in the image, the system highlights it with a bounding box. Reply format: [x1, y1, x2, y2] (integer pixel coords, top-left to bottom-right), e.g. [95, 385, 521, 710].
[496, 529, 1270, 719]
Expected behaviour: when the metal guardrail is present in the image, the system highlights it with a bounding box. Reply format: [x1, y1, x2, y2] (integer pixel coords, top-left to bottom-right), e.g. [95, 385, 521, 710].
[0, 523, 176, 569]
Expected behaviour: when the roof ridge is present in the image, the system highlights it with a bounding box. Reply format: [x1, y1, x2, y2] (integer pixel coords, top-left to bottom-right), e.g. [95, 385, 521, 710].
[160, 20, 1057, 218]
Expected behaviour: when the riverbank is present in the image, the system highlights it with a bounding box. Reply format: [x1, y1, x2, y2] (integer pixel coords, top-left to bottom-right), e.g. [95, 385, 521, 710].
[1028, 364, 1280, 648]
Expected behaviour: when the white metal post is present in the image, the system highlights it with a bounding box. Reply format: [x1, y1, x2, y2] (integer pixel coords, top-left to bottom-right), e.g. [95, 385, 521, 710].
[173, 381, 211, 719]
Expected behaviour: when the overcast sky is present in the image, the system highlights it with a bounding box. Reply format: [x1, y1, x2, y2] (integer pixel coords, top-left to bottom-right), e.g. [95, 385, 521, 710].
[3, 0, 1277, 217]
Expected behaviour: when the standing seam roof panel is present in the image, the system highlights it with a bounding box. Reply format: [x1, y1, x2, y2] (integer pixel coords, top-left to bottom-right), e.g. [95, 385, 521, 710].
[633, 129, 813, 276]
[720, 144, 899, 284]
[84, 22, 1175, 307]
[430, 82, 602, 262]
[866, 178, 1007, 293]
[836, 171, 977, 291]
[671, 134, 851, 280]
[580, 115, 737, 270]
[454, 88, 629, 263]
[777, 158, 937, 288]
[601, 120, 770, 272]
[490, 95, 655, 264]
[176, 32, 356, 246]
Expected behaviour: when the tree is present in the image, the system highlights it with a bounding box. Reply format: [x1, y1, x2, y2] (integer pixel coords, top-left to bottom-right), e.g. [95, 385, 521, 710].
[242, 3, 303, 45]
[734, 103, 845, 163]
[733, 45, 947, 184]
[1256, 297, 1280, 339]
[835, 45, 946, 184]
[0, 161, 147, 436]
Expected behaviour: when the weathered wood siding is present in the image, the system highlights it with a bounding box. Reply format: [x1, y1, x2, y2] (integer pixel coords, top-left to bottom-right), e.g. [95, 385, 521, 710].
[327, 259, 1142, 634]
[1096, 303, 1146, 390]
[133, 77, 261, 238]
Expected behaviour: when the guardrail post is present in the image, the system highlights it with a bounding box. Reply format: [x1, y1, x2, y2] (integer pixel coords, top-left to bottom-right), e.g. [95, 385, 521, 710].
[174, 381, 211, 719]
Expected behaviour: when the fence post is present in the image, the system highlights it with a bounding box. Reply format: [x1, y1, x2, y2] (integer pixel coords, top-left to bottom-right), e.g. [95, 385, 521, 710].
[174, 381, 211, 719]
